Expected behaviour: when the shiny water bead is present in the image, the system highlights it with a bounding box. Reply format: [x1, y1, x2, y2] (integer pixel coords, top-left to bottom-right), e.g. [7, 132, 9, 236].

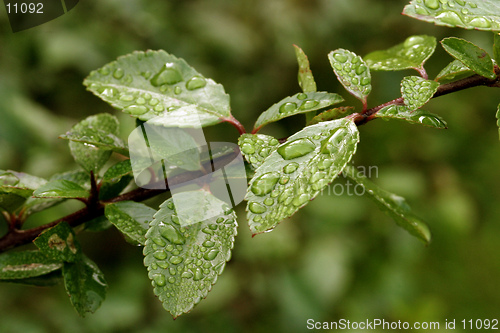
[401, 76, 439, 110]
[151, 63, 183, 86]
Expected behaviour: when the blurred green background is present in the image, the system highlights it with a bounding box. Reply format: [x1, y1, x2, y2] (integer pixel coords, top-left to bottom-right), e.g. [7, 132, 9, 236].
[1, 0, 500, 332]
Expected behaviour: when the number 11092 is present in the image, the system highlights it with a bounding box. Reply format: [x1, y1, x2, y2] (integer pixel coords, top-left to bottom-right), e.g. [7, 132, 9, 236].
[6, 3, 44, 14]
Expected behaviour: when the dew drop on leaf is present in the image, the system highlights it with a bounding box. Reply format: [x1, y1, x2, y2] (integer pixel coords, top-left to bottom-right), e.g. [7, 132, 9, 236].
[193, 268, 204, 281]
[203, 249, 219, 261]
[154, 274, 166, 287]
[249, 202, 267, 214]
[283, 162, 299, 174]
[299, 100, 320, 110]
[113, 68, 124, 79]
[423, 0, 440, 10]
[160, 225, 185, 245]
[279, 102, 298, 114]
[185, 76, 207, 90]
[251, 172, 280, 196]
[125, 105, 148, 115]
[150, 63, 183, 87]
[277, 138, 316, 160]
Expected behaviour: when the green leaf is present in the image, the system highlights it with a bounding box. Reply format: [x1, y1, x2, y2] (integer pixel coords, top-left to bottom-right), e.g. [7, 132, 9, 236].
[364, 35, 436, 72]
[246, 118, 359, 234]
[60, 114, 128, 157]
[0, 251, 63, 279]
[62, 255, 107, 317]
[435, 59, 474, 82]
[375, 104, 447, 129]
[0, 170, 47, 198]
[143, 193, 237, 318]
[496, 103, 500, 140]
[294, 45, 317, 93]
[494, 32, 500, 66]
[84, 50, 232, 128]
[33, 179, 90, 199]
[401, 76, 439, 110]
[238, 134, 280, 169]
[253, 92, 343, 131]
[403, 0, 500, 31]
[34, 222, 81, 263]
[99, 160, 133, 200]
[105, 201, 156, 245]
[1, 270, 62, 286]
[0, 171, 48, 213]
[328, 49, 371, 105]
[441, 37, 495, 79]
[68, 114, 118, 173]
[343, 165, 431, 244]
[307, 107, 355, 126]
[22, 171, 91, 218]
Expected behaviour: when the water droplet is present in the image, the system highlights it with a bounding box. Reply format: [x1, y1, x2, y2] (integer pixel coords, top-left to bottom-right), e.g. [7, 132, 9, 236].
[292, 193, 310, 207]
[279, 176, 289, 185]
[334, 53, 348, 63]
[186, 76, 207, 90]
[119, 94, 135, 102]
[264, 197, 274, 206]
[100, 87, 117, 98]
[299, 100, 320, 110]
[193, 267, 204, 281]
[168, 277, 176, 284]
[310, 171, 326, 183]
[141, 71, 152, 79]
[98, 67, 110, 75]
[355, 65, 367, 75]
[269, 138, 279, 146]
[160, 225, 185, 245]
[279, 102, 298, 114]
[167, 201, 175, 210]
[202, 240, 215, 247]
[283, 162, 299, 174]
[153, 251, 167, 260]
[251, 172, 280, 196]
[317, 158, 334, 170]
[181, 271, 193, 279]
[153, 274, 166, 287]
[204, 249, 219, 261]
[278, 188, 293, 203]
[423, 0, 440, 9]
[436, 11, 464, 26]
[126, 105, 148, 115]
[297, 93, 308, 100]
[418, 115, 444, 127]
[113, 68, 124, 79]
[154, 105, 165, 113]
[469, 2, 477, 8]
[249, 202, 267, 214]
[469, 17, 491, 28]
[174, 86, 182, 94]
[152, 237, 166, 247]
[277, 138, 316, 160]
[151, 63, 183, 86]
[148, 98, 159, 106]
[241, 143, 255, 154]
[169, 256, 183, 265]
[136, 97, 146, 105]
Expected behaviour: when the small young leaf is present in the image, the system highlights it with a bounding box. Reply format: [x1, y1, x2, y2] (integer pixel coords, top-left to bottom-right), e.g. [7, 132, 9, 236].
[0, 251, 63, 279]
[253, 92, 343, 131]
[294, 45, 317, 93]
[238, 133, 280, 169]
[22, 171, 91, 218]
[328, 49, 371, 105]
[84, 50, 232, 128]
[403, 0, 500, 31]
[343, 165, 431, 244]
[68, 114, 119, 173]
[143, 193, 237, 318]
[99, 160, 133, 200]
[364, 35, 436, 73]
[441, 37, 496, 79]
[246, 118, 359, 234]
[62, 255, 107, 317]
[401, 76, 439, 110]
[105, 201, 156, 245]
[496, 103, 500, 140]
[307, 107, 355, 126]
[375, 104, 447, 129]
[34, 222, 81, 263]
[60, 114, 128, 157]
[435, 59, 474, 82]
[33, 179, 90, 199]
